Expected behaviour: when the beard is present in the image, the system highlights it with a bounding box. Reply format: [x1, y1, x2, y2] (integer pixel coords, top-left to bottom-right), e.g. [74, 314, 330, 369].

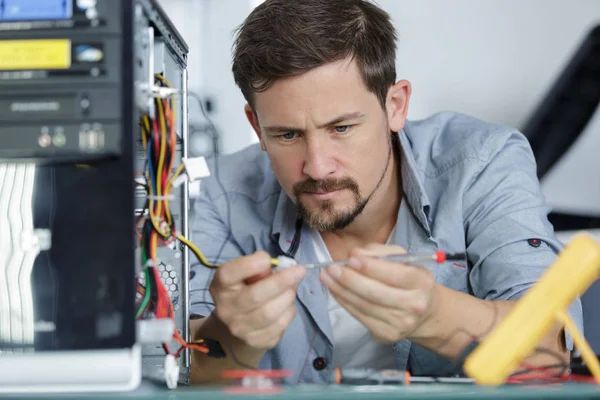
[292, 133, 394, 232]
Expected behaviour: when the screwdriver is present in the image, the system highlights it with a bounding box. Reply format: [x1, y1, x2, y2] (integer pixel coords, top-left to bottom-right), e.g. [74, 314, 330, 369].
[331, 368, 475, 385]
[271, 251, 466, 270]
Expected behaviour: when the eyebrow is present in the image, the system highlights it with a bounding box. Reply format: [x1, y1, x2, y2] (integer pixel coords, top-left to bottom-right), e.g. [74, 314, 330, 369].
[263, 112, 365, 134]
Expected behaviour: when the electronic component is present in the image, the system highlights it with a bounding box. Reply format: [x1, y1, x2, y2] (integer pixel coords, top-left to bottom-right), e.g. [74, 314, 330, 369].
[182, 156, 210, 182]
[464, 233, 600, 385]
[0, 0, 140, 393]
[133, 0, 192, 389]
[0, 0, 73, 21]
[0, 0, 191, 393]
[0, 0, 127, 162]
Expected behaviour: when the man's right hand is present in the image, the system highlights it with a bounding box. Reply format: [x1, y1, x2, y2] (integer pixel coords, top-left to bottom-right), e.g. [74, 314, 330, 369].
[209, 251, 306, 350]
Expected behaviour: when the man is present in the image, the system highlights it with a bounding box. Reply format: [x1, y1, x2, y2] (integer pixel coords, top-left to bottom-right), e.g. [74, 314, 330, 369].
[188, 0, 582, 384]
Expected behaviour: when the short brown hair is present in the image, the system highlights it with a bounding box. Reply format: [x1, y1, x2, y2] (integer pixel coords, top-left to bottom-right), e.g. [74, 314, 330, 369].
[232, 0, 397, 110]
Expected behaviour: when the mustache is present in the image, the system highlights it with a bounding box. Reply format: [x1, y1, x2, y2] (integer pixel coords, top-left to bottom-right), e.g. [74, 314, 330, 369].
[293, 177, 359, 197]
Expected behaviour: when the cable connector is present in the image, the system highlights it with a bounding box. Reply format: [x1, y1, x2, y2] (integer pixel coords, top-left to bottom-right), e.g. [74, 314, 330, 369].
[153, 86, 181, 98]
[136, 319, 175, 344]
[199, 338, 226, 358]
[164, 354, 180, 390]
[272, 256, 298, 272]
[182, 156, 211, 182]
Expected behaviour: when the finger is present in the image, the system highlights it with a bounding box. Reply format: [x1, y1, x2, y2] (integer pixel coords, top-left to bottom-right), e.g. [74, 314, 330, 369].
[239, 267, 305, 311]
[241, 287, 298, 330]
[354, 244, 406, 257]
[245, 270, 272, 285]
[320, 269, 399, 321]
[347, 253, 428, 290]
[321, 263, 408, 308]
[215, 251, 272, 287]
[328, 291, 395, 343]
[244, 305, 297, 349]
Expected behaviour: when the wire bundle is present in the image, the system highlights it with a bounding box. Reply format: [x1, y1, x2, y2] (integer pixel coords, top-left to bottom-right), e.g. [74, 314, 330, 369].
[135, 74, 224, 360]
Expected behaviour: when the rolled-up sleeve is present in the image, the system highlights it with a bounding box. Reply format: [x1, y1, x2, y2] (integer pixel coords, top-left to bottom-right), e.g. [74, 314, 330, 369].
[189, 177, 244, 317]
[463, 130, 583, 350]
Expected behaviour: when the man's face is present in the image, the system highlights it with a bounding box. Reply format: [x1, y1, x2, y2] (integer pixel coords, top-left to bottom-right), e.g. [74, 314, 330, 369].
[248, 58, 406, 231]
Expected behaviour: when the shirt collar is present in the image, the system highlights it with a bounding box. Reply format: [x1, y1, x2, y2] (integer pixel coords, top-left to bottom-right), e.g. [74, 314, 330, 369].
[271, 185, 300, 254]
[397, 129, 433, 237]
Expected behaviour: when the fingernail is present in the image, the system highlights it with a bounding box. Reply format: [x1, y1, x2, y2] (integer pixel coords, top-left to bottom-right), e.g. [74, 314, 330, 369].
[327, 264, 342, 278]
[320, 270, 333, 285]
[348, 257, 361, 269]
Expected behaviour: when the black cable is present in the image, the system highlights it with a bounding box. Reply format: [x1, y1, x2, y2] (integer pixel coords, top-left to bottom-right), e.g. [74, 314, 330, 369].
[433, 303, 571, 380]
[433, 301, 500, 370]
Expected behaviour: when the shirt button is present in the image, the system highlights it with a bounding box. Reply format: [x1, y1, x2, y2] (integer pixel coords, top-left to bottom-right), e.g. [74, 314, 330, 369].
[313, 357, 327, 371]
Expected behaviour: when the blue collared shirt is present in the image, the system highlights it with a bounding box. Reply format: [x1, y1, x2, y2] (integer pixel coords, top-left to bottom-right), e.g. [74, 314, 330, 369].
[189, 111, 582, 384]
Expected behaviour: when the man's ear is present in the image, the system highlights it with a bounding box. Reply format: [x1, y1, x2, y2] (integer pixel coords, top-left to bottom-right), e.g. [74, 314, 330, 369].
[386, 80, 412, 133]
[244, 104, 266, 151]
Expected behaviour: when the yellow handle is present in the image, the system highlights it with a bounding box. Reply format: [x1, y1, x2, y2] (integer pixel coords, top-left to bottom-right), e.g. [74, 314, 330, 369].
[464, 233, 600, 385]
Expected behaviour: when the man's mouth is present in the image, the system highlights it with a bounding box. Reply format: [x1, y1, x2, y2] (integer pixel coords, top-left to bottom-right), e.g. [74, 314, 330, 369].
[304, 189, 343, 199]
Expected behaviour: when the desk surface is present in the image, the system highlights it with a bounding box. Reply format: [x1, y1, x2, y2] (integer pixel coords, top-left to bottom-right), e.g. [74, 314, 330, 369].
[5, 382, 600, 399]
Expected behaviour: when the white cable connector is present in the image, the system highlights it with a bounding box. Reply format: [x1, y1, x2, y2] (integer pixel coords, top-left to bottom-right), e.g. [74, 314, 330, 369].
[273, 255, 298, 272]
[182, 156, 211, 182]
[164, 354, 180, 390]
[171, 173, 187, 188]
[152, 86, 182, 98]
[136, 319, 175, 344]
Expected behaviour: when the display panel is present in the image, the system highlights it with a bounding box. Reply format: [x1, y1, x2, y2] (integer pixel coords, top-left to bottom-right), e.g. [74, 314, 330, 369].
[0, 0, 73, 21]
[0, 39, 71, 70]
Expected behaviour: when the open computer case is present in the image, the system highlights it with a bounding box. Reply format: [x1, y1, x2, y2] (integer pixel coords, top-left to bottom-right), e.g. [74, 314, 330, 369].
[0, 0, 191, 392]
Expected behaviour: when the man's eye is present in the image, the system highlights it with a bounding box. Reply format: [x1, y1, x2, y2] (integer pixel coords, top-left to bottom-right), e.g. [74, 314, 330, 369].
[282, 132, 297, 140]
[334, 125, 350, 134]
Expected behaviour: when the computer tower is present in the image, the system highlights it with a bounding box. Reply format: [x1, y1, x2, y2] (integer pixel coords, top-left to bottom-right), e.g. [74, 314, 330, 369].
[0, 0, 190, 391]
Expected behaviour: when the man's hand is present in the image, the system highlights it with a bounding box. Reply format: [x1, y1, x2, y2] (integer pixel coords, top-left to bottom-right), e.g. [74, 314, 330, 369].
[319, 244, 439, 343]
[210, 251, 306, 350]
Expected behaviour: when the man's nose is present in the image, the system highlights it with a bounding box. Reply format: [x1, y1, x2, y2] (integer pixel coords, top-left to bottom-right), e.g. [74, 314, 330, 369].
[302, 134, 336, 181]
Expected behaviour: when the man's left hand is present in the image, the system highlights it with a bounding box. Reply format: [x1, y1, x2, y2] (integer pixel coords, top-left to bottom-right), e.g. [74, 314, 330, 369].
[319, 244, 440, 343]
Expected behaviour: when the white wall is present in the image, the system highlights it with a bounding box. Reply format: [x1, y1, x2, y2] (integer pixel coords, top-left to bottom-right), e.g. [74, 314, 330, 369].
[159, 0, 258, 155]
[383, 0, 599, 127]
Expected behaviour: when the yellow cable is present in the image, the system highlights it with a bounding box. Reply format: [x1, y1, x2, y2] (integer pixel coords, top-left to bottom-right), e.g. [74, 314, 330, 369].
[152, 98, 168, 235]
[141, 116, 150, 150]
[146, 175, 165, 235]
[151, 231, 158, 263]
[177, 234, 219, 268]
[139, 113, 164, 236]
[154, 74, 176, 126]
[176, 234, 281, 269]
[166, 163, 185, 193]
[163, 99, 176, 227]
[153, 74, 179, 232]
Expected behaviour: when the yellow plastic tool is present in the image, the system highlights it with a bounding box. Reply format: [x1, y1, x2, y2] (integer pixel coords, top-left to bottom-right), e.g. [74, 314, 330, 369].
[464, 233, 600, 385]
